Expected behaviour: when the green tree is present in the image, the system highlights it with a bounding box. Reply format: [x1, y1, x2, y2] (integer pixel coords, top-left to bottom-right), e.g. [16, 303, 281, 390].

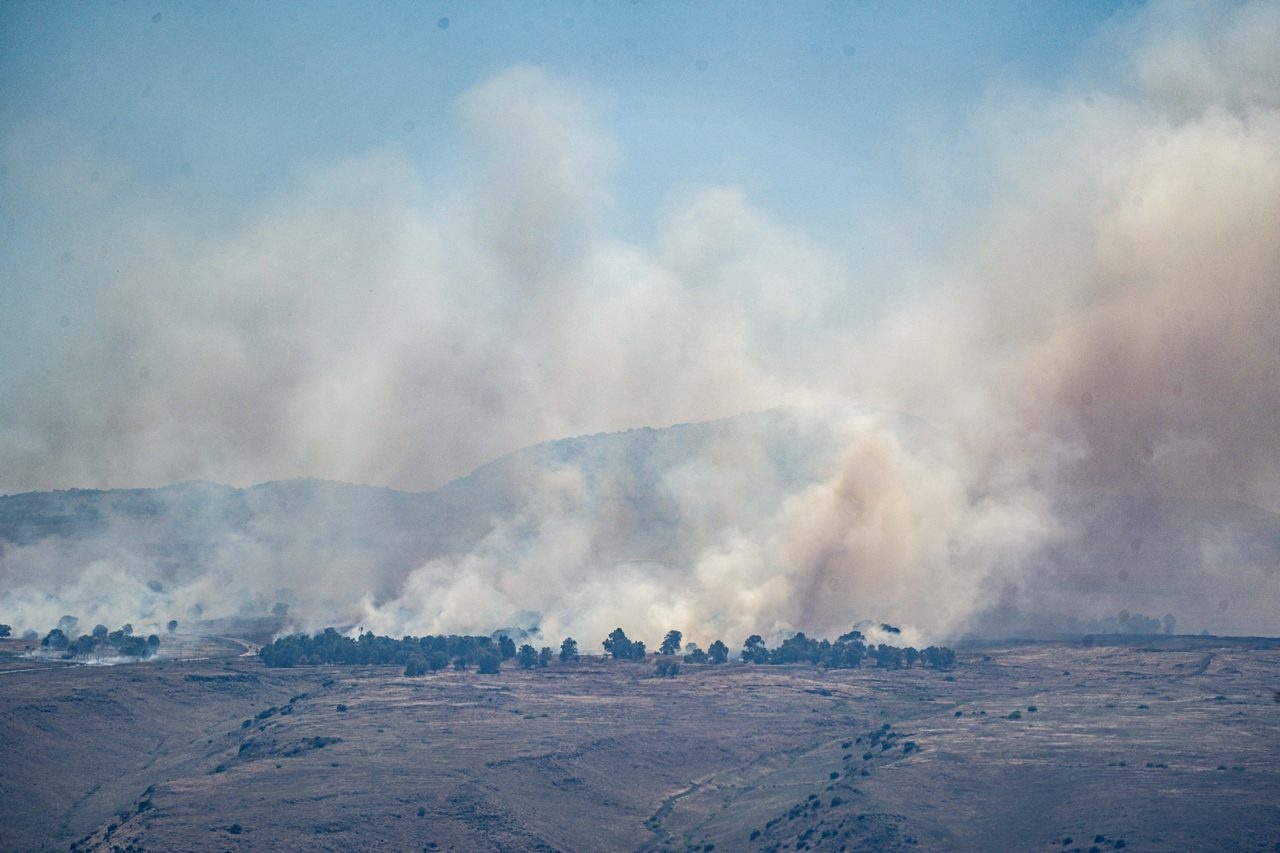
[167, 619, 179, 634]
[498, 635, 516, 660]
[538, 646, 553, 667]
[404, 654, 427, 677]
[707, 639, 729, 664]
[659, 630, 683, 656]
[0, 624, 10, 639]
[655, 657, 680, 678]
[772, 632, 821, 664]
[477, 650, 501, 674]
[42, 628, 69, 650]
[874, 645, 903, 669]
[829, 639, 865, 668]
[741, 634, 769, 664]
[517, 644, 538, 669]
[559, 636, 580, 662]
[631, 640, 647, 660]
[603, 628, 633, 660]
[922, 646, 956, 670]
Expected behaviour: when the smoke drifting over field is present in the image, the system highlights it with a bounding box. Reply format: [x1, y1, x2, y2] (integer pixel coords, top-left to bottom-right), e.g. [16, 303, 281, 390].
[2, 3, 1278, 643]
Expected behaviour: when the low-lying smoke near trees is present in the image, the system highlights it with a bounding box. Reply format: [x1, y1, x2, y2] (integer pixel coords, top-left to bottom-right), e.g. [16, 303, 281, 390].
[1, 3, 1278, 645]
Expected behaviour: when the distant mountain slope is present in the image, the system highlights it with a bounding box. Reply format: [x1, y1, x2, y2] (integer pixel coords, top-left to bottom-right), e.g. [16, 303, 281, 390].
[432, 407, 865, 562]
[1, 407, 1277, 638]
[0, 409, 858, 629]
[0, 478, 443, 585]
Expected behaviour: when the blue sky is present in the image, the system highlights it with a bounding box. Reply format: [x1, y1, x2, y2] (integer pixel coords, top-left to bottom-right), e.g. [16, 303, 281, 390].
[1, 1, 1131, 241]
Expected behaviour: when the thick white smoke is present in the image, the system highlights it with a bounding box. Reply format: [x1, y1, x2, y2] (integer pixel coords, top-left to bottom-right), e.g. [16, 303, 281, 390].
[2, 2, 1278, 645]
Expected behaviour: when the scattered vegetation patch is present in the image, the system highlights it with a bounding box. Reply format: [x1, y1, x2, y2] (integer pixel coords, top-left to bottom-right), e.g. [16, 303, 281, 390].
[38, 622, 162, 661]
[654, 657, 680, 678]
[282, 736, 341, 757]
[185, 673, 258, 684]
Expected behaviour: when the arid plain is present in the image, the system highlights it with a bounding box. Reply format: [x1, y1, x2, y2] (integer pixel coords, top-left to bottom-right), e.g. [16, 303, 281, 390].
[2, 633, 1278, 852]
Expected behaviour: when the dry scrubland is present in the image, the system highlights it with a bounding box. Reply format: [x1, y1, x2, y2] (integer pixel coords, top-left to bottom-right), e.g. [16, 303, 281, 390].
[1, 636, 1279, 852]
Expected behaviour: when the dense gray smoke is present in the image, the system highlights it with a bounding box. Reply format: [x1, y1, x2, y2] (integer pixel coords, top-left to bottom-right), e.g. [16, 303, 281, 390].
[1, 2, 1278, 644]
[798, 0, 1280, 637]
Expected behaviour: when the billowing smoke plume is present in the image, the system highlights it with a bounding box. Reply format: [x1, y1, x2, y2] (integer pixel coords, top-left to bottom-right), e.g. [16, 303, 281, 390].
[2, 2, 1278, 644]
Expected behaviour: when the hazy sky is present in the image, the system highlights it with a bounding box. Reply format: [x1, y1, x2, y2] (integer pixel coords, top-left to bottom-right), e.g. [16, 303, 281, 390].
[2, 1, 1125, 234]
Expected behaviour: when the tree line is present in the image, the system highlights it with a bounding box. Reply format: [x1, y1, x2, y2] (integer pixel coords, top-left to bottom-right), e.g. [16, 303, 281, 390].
[260, 628, 500, 671]
[606, 626, 955, 671]
[259, 625, 956, 676]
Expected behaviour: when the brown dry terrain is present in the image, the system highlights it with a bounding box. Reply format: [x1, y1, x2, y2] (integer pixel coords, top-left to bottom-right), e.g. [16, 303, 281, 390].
[1, 635, 1279, 852]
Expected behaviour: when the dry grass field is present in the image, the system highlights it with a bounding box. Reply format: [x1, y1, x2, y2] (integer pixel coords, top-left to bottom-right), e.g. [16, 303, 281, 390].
[2, 635, 1278, 852]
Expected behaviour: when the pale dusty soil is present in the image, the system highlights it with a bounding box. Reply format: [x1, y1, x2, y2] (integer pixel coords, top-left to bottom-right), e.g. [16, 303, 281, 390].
[1, 637, 1278, 852]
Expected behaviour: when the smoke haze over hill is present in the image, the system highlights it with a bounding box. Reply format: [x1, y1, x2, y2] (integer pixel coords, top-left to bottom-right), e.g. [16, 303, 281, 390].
[2, 2, 1278, 642]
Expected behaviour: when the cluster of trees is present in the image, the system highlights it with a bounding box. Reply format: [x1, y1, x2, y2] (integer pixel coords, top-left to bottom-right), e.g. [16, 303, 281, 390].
[681, 639, 730, 664]
[515, 644, 556, 669]
[260, 628, 512, 672]
[39, 622, 161, 659]
[730, 629, 956, 671]
[602, 627, 648, 660]
[261, 630, 590, 676]
[259, 624, 957, 677]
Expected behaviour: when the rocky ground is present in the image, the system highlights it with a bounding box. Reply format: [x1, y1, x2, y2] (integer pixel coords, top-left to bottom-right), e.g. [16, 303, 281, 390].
[1, 635, 1278, 852]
